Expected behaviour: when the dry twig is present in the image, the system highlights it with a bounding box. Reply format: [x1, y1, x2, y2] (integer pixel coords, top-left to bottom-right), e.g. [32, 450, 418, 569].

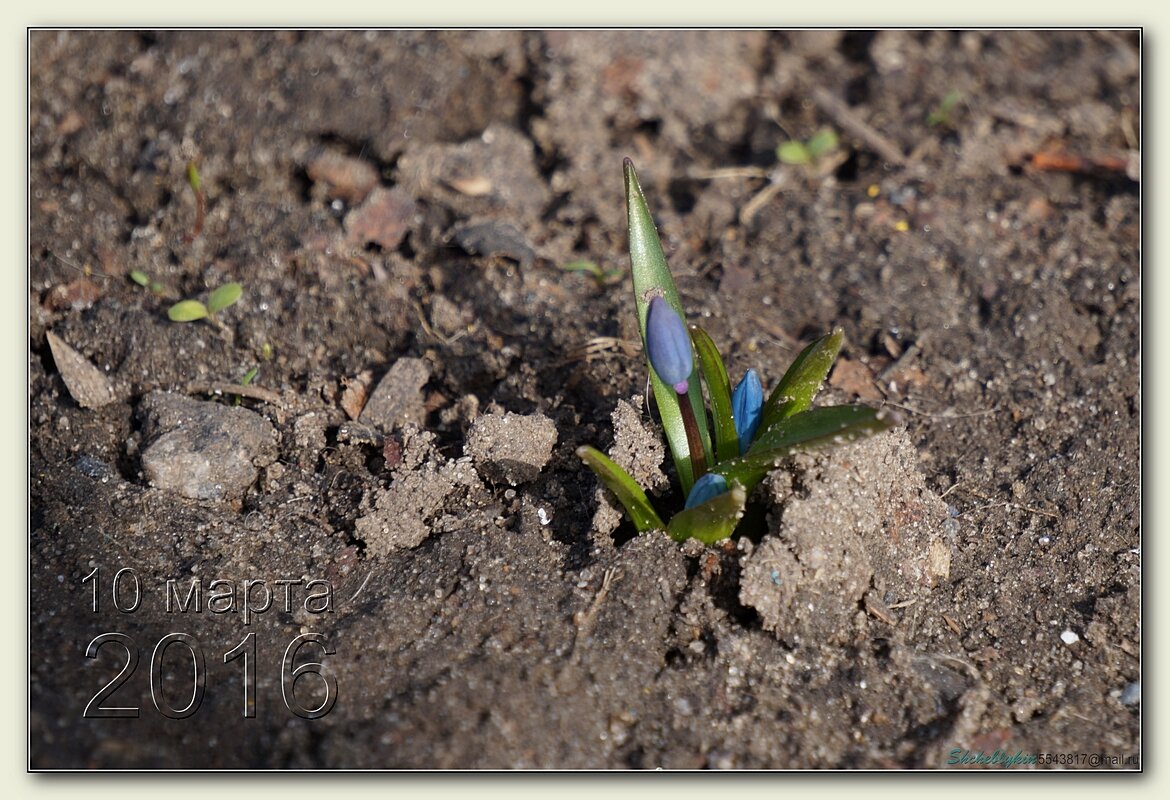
[812, 86, 908, 167]
[562, 336, 641, 366]
[956, 485, 1060, 520]
[187, 381, 284, 405]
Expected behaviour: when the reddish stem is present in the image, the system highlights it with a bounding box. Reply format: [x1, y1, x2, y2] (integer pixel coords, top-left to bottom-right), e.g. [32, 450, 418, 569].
[676, 388, 707, 481]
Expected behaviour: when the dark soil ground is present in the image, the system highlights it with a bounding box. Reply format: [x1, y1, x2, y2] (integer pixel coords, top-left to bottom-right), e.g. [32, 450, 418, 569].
[28, 30, 1140, 769]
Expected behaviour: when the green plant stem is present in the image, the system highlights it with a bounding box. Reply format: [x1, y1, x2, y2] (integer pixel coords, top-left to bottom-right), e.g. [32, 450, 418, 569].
[676, 387, 707, 481]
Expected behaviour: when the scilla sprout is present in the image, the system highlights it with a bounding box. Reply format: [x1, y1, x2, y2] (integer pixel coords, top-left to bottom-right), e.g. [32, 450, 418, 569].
[576, 160, 892, 544]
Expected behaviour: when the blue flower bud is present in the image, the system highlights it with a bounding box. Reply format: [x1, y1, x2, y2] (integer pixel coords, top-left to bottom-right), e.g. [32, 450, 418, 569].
[684, 472, 728, 510]
[732, 368, 763, 454]
[646, 296, 693, 393]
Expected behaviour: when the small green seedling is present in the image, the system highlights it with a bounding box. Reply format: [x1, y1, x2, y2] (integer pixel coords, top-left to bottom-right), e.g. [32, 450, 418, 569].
[182, 159, 206, 243]
[168, 282, 243, 323]
[560, 259, 624, 287]
[928, 90, 963, 128]
[777, 128, 840, 167]
[234, 365, 260, 405]
[129, 269, 167, 295]
[577, 160, 891, 545]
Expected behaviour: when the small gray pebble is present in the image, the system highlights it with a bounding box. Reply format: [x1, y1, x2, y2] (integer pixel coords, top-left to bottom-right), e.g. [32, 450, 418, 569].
[137, 392, 277, 501]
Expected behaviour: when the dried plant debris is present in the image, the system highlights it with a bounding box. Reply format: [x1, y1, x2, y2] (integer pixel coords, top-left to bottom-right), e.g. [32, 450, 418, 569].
[45, 331, 115, 409]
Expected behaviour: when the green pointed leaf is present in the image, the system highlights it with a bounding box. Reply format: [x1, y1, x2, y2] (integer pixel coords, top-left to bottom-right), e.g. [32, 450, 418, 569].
[576, 445, 666, 533]
[207, 282, 243, 314]
[928, 90, 962, 127]
[186, 160, 203, 193]
[625, 159, 711, 493]
[129, 270, 150, 287]
[561, 259, 604, 280]
[760, 327, 844, 431]
[666, 483, 747, 545]
[690, 325, 739, 463]
[167, 299, 209, 322]
[711, 405, 892, 491]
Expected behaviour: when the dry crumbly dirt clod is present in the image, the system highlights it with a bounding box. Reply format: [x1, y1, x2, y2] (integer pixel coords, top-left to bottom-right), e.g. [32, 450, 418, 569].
[465, 410, 558, 486]
[344, 186, 418, 251]
[740, 429, 952, 646]
[354, 424, 487, 557]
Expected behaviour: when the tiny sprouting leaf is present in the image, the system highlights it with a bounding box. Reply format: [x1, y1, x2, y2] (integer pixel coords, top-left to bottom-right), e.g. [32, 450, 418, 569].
[241, 367, 259, 387]
[691, 325, 739, 463]
[207, 282, 243, 314]
[186, 160, 202, 193]
[779, 130, 838, 166]
[129, 270, 150, 287]
[928, 90, 962, 127]
[806, 129, 839, 158]
[777, 141, 812, 165]
[667, 483, 747, 545]
[576, 445, 666, 533]
[561, 260, 605, 280]
[731, 368, 764, 454]
[760, 327, 844, 431]
[167, 299, 209, 322]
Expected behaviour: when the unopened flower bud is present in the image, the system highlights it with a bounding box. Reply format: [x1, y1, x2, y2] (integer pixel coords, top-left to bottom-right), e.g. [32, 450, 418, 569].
[646, 296, 693, 393]
[732, 368, 763, 454]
